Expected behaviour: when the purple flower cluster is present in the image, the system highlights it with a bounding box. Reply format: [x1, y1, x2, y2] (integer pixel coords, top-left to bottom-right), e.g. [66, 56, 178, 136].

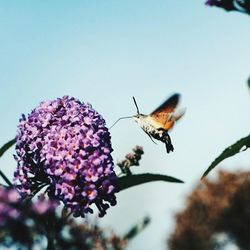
[0, 187, 57, 226]
[14, 96, 118, 217]
[0, 187, 20, 225]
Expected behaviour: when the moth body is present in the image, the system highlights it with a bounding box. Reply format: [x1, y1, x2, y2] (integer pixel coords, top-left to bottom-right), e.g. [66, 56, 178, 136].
[109, 93, 184, 154]
[133, 114, 174, 153]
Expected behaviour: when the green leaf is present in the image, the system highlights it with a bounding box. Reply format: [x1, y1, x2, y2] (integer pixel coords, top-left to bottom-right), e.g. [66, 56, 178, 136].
[0, 139, 16, 158]
[0, 170, 13, 187]
[201, 134, 250, 179]
[118, 173, 184, 191]
[124, 216, 151, 240]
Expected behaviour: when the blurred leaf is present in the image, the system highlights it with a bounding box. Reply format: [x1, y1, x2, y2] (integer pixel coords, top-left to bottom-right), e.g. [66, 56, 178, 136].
[205, 0, 250, 14]
[248, 76, 250, 90]
[124, 216, 151, 240]
[0, 139, 16, 158]
[118, 173, 184, 191]
[201, 134, 250, 179]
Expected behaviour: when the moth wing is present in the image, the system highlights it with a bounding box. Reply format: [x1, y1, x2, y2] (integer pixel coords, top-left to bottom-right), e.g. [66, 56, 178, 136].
[163, 108, 186, 130]
[151, 93, 180, 115]
[150, 94, 184, 130]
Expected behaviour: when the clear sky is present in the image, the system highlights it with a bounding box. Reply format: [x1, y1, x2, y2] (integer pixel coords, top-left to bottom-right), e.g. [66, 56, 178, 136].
[0, 1, 250, 249]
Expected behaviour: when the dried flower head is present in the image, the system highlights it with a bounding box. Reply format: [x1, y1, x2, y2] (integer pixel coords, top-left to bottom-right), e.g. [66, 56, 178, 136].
[14, 96, 118, 217]
[117, 146, 144, 175]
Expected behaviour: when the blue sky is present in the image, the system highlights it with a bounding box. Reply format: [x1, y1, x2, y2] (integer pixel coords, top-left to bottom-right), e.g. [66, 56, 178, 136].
[0, 1, 250, 249]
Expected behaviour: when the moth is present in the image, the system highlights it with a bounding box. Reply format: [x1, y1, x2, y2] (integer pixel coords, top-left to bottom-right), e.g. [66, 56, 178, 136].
[110, 93, 185, 153]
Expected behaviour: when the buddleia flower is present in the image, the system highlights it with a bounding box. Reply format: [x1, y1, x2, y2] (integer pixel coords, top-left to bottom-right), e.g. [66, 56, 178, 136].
[14, 96, 118, 217]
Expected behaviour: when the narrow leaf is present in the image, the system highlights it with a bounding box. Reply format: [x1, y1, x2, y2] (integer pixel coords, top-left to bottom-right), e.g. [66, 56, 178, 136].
[124, 216, 150, 240]
[0, 139, 16, 158]
[118, 173, 184, 191]
[0, 170, 13, 187]
[201, 134, 250, 179]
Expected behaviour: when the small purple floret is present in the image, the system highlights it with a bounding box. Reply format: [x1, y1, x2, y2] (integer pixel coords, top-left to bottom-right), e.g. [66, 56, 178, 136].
[32, 194, 59, 215]
[205, 0, 213, 5]
[14, 96, 118, 217]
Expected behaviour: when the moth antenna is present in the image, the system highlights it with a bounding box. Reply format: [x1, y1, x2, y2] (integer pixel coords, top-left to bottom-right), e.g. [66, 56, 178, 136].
[133, 96, 140, 114]
[109, 116, 133, 130]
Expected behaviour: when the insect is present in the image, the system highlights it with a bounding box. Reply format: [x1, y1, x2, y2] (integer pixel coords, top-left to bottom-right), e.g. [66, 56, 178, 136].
[110, 93, 185, 153]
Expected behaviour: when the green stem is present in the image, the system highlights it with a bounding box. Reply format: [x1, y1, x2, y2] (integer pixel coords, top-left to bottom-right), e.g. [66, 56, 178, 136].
[47, 233, 55, 250]
[65, 211, 73, 219]
[46, 218, 55, 250]
[0, 170, 13, 187]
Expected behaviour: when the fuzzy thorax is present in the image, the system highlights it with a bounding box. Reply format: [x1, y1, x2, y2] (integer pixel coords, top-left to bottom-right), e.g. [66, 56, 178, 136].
[133, 114, 163, 133]
[133, 114, 174, 153]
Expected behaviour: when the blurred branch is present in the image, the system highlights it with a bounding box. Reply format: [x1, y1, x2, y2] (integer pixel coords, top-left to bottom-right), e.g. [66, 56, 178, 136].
[168, 171, 250, 250]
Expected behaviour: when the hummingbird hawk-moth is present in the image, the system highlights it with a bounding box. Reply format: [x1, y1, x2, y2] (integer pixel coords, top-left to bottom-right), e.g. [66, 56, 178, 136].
[110, 93, 185, 153]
